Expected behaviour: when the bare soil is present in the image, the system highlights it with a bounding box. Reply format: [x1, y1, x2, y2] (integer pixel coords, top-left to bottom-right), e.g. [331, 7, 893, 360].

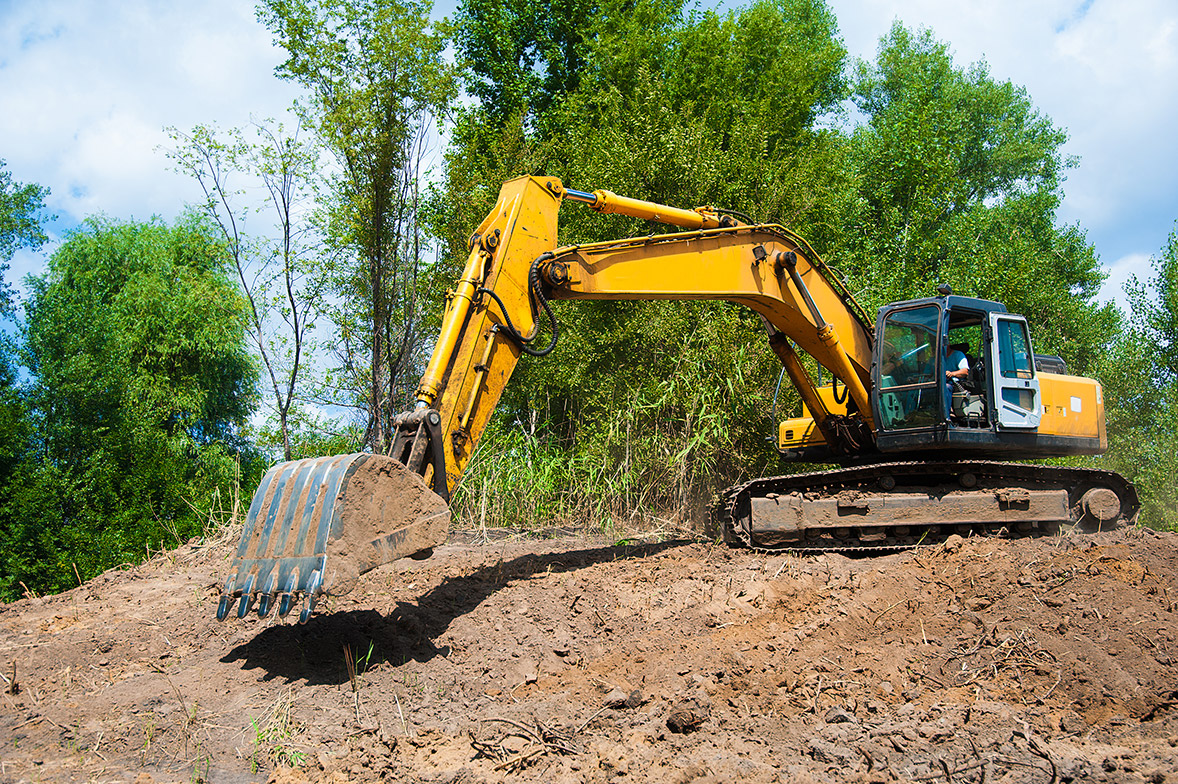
[3, 525, 1178, 783]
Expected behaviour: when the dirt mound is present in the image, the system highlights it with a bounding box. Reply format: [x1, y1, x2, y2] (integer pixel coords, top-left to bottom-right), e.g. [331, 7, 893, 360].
[3, 527, 1178, 783]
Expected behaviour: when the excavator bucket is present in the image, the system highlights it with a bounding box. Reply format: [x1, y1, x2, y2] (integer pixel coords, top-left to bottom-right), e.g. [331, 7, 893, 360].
[215, 453, 450, 623]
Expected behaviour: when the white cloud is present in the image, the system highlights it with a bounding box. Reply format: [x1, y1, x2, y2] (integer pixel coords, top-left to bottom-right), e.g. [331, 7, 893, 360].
[1099, 252, 1150, 311]
[0, 0, 301, 241]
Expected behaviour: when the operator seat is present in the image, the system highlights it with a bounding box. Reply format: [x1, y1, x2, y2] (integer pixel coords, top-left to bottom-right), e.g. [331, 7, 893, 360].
[949, 342, 987, 426]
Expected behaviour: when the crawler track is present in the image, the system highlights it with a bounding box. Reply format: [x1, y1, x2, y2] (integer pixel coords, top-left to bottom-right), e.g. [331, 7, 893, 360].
[718, 460, 1140, 553]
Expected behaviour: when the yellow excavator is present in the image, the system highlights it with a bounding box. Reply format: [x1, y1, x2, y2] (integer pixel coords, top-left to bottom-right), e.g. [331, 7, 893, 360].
[216, 175, 1138, 623]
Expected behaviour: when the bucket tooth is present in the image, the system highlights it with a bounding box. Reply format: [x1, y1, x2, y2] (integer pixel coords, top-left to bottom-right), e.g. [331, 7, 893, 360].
[216, 576, 236, 621]
[278, 570, 298, 618]
[257, 573, 278, 618]
[236, 574, 256, 619]
[298, 570, 322, 625]
[215, 453, 450, 623]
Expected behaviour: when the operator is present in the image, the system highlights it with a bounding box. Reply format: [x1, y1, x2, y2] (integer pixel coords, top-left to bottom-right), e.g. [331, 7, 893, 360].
[944, 342, 969, 417]
[880, 342, 901, 378]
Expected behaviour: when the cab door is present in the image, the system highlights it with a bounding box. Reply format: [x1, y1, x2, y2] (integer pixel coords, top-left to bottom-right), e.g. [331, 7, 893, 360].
[988, 314, 1041, 429]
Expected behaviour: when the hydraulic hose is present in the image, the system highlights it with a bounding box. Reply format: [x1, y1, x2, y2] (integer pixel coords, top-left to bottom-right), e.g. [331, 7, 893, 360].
[832, 376, 849, 405]
[478, 252, 560, 357]
[770, 367, 786, 437]
[713, 207, 756, 225]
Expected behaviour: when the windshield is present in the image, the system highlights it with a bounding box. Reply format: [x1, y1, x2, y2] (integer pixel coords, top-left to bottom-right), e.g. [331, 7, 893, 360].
[879, 305, 941, 428]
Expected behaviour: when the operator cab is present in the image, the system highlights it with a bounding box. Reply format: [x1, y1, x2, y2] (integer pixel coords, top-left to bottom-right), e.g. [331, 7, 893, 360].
[871, 288, 1051, 457]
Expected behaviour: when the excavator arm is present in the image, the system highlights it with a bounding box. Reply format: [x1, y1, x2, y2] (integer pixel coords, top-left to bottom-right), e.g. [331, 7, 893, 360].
[539, 208, 877, 450]
[421, 175, 876, 494]
[215, 175, 877, 622]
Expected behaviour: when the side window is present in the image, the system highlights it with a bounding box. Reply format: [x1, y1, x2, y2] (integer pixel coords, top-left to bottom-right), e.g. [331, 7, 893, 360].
[997, 320, 1034, 379]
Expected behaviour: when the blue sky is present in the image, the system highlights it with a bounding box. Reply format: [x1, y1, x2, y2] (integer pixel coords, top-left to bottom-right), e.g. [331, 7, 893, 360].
[2, 0, 1176, 313]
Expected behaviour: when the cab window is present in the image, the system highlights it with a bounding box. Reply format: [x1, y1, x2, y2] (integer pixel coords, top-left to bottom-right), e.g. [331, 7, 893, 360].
[997, 320, 1034, 379]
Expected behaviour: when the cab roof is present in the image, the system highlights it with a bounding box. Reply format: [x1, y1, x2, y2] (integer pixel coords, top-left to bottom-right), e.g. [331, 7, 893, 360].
[877, 294, 1008, 320]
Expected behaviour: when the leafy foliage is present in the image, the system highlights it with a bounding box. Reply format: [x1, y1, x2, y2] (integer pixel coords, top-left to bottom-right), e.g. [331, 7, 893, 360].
[0, 217, 259, 599]
[839, 23, 1117, 373]
[1127, 226, 1178, 382]
[450, 0, 613, 123]
[258, 0, 458, 450]
[1099, 225, 1178, 528]
[0, 159, 51, 315]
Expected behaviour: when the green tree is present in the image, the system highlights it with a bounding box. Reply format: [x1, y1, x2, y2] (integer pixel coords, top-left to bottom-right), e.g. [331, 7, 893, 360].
[438, 0, 853, 525]
[0, 159, 51, 315]
[258, 0, 457, 451]
[434, 0, 689, 263]
[0, 333, 30, 505]
[842, 23, 1117, 371]
[1100, 225, 1178, 529]
[0, 162, 49, 597]
[169, 120, 329, 461]
[1127, 226, 1178, 381]
[451, 0, 591, 123]
[0, 217, 258, 599]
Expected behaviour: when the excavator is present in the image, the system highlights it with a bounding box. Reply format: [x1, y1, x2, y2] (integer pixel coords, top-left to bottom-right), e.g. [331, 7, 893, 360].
[216, 175, 1138, 623]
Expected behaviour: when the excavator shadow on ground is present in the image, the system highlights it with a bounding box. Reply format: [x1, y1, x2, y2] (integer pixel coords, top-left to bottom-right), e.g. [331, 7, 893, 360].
[220, 538, 694, 685]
